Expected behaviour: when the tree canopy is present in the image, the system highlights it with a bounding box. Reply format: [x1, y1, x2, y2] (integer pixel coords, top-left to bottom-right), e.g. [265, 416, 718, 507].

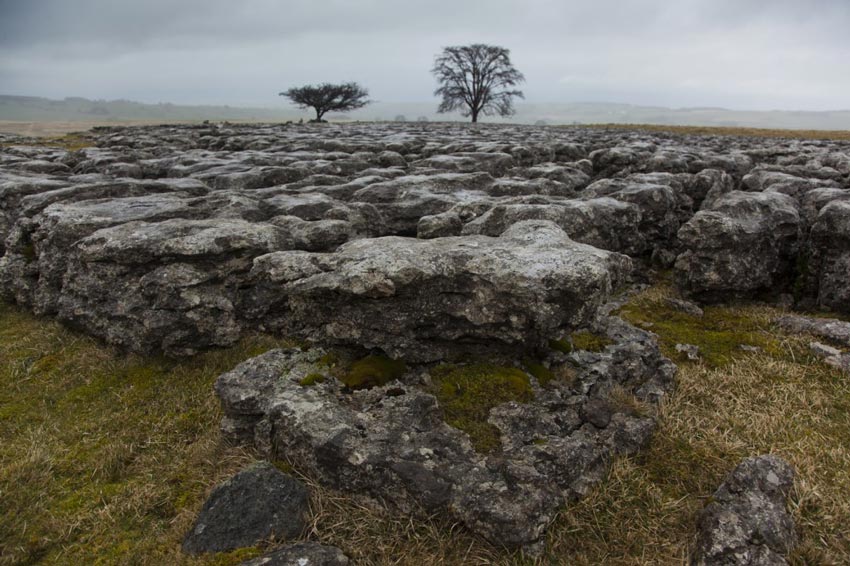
[432, 44, 525, 123]
[279, 82, 370, 122]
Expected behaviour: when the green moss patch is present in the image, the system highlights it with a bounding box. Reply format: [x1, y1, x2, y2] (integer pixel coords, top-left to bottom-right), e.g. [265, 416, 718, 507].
[430, 363, 533, 453]
[340, 355, 406, 390]
[549, 338, 573, 354]
[616, 286, 787, 367]
[299, 372, 327, 386]
[571, 331, 614, 353]
[523, 358, 555, 386]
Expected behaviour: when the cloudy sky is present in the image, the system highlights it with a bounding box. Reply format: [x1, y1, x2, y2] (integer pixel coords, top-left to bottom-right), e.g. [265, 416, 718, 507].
[1, 0, 848, 111]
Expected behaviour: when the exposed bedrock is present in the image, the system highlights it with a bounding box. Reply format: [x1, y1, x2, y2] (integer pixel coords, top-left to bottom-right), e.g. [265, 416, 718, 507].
[243, 220, 632, 362]
[2, 122, 850, 356]
[215, 314, 676, 548]
[674, 191, 802, 301]
[808, 200, 850, 312]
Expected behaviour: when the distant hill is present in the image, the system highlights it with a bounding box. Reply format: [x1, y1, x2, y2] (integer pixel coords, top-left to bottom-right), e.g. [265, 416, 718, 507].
[2, 94, 850, 130]
[0, 95, 294, 122]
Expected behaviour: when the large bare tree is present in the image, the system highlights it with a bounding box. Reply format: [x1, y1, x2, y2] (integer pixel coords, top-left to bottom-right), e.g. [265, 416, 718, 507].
[279, 82, 370, 122]
[432, 44, 525, 123]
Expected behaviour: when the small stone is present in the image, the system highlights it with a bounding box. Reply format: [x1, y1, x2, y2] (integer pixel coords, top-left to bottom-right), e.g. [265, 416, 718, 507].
[580, 397, 613, 428]
[823, 354, 850, 373]
[665, 297, 704, 317]
[182, 461, 310, 555]
[240, 542, 349, 566]
[778, 315, 850, 347]
[675, 343, 701, 361]
[809, 341, 842, 359]
[739, 344, 762, 353]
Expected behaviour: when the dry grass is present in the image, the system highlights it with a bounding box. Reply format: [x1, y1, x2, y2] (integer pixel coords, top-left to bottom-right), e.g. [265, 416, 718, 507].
[0, 120, 199, 138]
[0, 302, 293, 565]
[577, 123, 850, 141]
[2, 280, 849, 565]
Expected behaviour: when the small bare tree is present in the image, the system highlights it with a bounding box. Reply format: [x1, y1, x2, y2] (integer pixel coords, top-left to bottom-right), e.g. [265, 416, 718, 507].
[432, 44, 525, 123]
[279, 82, 370, 122]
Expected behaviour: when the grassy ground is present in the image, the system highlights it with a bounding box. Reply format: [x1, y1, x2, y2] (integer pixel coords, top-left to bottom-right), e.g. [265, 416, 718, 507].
[2, 281, 849, 565]
[2, 119, 848, 142]
[579, 123, 850, 141]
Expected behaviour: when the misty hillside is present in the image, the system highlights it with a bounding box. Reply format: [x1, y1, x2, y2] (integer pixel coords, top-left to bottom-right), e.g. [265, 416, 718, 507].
[2, 94, 850, 130]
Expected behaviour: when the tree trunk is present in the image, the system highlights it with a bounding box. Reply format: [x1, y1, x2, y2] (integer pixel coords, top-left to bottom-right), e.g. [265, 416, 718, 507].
[315, 108, 323, 121]
[471, 108, 479, 123]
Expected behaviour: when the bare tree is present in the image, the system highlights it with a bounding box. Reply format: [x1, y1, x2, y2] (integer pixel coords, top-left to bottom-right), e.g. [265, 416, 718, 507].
[279, 82, 370, 122]
[431, 44, 525, 123]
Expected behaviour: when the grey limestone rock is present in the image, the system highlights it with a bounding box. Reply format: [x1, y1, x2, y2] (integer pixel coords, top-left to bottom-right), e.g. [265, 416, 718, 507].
[182, 462, 310, 555]
[675, 191, 801, 301]
[244, 220, 633, 362]
[240, 542, 349, 566]
[215, 312, 675, 548]
[692, 455, 796, 566]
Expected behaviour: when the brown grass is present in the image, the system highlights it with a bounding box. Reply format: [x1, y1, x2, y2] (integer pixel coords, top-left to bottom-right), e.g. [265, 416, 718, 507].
[2, 280, 849, 565]
[577, 123, 850, 141]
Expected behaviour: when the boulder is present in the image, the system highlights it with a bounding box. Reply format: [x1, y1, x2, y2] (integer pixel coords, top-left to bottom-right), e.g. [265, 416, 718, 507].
[675, 191, 801, 301]
[182, 462, 310, 555]
[692, 455, 796, 566]
[809, 200, 850, 313]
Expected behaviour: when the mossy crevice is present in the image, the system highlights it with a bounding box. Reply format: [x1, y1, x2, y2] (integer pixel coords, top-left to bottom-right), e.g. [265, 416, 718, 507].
[340, 354, 406, 390]
[430, 363, 534, 454]
[570, 331, 615, 353]
[298, 372, 327, 386]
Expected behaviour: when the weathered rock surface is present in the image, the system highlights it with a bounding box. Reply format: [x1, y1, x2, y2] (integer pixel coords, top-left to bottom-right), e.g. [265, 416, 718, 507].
[776, 314, 850, 346]
[215, 311, 676, 548]
[183, 461, 310, 555]
[675, 191, 801, 301]
[808, 200, 850, 312]
[240, 543, 349, 566]
[2, 122, 849, 356]
[244, 220, 632, 362]
[1, 122, 848, 550]
[692, 455, 797, 566]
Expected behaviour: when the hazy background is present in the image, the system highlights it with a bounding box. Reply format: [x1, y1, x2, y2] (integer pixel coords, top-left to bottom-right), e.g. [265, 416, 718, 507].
[1, 0, 849, 127]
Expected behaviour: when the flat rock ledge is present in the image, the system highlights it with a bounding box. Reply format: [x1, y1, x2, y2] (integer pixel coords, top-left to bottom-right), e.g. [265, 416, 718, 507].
[692, 455, 797, 566]
[244, 219, 632, 362]
[215, 314, 675, 548]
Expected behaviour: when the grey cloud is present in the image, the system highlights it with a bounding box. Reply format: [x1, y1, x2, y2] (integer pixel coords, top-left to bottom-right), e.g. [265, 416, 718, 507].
[0, 0, 848, 111]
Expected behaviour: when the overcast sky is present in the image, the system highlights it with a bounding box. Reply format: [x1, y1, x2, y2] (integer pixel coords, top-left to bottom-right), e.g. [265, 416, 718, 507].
[1, 0, 848, 111]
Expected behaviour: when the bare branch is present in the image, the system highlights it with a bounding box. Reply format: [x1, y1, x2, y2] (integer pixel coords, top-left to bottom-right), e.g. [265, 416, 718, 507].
[431, 44, 525, 123]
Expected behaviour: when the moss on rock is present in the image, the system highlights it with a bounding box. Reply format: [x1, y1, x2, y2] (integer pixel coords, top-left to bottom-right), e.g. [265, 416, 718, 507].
[617, 286, 787, 367]
[571, 331, 614, 353]
[340, 355, 406, 390]
[430, 363, 534, 454]
[299, 372, 326, 386]
[522, 358, 555, 386]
